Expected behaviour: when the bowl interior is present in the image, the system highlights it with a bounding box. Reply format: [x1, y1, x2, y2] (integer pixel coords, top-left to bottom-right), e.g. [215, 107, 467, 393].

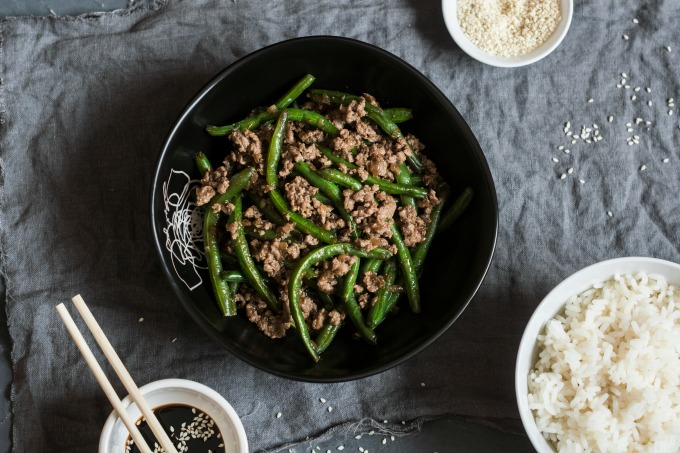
[515, 257, 680, 452]
[151, 36, 497, 382]
[442, 0, 573, 67]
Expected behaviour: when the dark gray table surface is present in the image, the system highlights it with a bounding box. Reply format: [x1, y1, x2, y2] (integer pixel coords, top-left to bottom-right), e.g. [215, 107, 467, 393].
[0, 1, 533, 452]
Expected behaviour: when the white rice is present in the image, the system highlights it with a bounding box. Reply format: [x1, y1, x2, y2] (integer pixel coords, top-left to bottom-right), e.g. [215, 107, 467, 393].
[528, 272, 680, 452]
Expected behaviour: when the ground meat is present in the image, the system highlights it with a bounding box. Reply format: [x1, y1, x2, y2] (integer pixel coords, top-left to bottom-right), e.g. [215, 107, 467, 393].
[331, 128, 362, 158]
[363, 271, 385, 293]
[237, 286, 291, 339]
[311, 308, 346, 331]
[344, 186, 397, 239]
[298, 129, 325, 144]
[195, 186, 215, 206]
[251, 239, 301, 278]
[357, 293, 373, 309]
[284, 176, 319, 218]
[417, 189, 440, 219]
[398, 205, 428, 247]
[338, 98, 366, 124]
[355, 120, 382, 142]
[196, 166, 230, 206]
[316, 254, 357, 293]
[229, 129, 265, 171]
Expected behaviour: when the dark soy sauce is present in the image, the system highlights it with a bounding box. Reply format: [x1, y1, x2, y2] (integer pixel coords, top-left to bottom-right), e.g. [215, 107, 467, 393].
[125, 404, 224, 453]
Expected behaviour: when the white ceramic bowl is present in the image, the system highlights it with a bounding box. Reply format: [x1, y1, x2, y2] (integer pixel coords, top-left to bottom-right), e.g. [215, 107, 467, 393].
[99, 378, 248, 453]
[515, 257, 680, 452]
[442, 0, 573, 67]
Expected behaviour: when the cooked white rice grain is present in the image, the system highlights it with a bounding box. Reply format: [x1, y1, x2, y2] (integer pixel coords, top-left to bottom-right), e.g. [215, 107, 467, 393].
[528, 272, 680, 452]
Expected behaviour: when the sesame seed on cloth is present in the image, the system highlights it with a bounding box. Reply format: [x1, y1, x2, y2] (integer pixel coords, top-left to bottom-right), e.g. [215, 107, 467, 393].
[457, 0, 561, 57]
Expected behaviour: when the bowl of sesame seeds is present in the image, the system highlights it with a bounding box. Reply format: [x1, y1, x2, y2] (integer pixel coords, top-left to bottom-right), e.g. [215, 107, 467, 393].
[442, 0, 573, 68]
[99, 378, 248, 453]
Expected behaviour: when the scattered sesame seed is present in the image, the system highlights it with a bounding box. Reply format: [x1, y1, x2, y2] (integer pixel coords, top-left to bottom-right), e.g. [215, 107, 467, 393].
[338, 447, 345, 451]
[571, 140, 577, 144]
[634, 87, 640, 92]
[564, 149, 570, 154]
[567, 167, 574, 174]
[420, 382, 426, 387]
[669, 110, 674, 116]
[626, 122, 632, 127]
[359, 448, 364, 452]
[276, 412, 282, 418]
[369, 430, 375, 435]
[625, 85, 631, 89]
[640, 165, 646, 171]
[138, 317, 144, 322]
[552, 157, 559, 163]
[667, 46, 672, 52]
[328, 406, 333, 412]
[646, 87, 651, 93]
[608, 116, 613, 123]
[391, 436, 395, 441]
[633, 18, 639, 24]
[579, 179, 585, 184]
[355, 435, 361, 440]
[631, 95, 637, 101]
[622, 73, 628, 78]
[663, 158, 669, 163]
[401, 421, 406, 425]
[587, 98, 594, 103]
[607, 211, 613, 217]
[559, 174, 566, 180]
[622, 34, 629, 40]
[320, 398, 327, 403]
[382, 439, 387, 445]
[648, 101, 653, 106]
[171, 337, 177, 342]
[617, 84, 622, 88]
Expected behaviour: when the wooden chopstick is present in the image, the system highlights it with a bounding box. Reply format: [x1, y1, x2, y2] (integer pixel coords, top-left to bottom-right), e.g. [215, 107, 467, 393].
[56, 303, 153, 453]
[70, 295, 179, 453]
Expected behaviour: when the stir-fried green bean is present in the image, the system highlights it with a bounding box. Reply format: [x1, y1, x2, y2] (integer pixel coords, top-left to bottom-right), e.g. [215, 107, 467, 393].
[368, 258, 398, 329]
[342, 258, 377, 344]
[269, 189, 337, 244]
[412, 188, 450, 272]
[274, 74, 316, 110]
[314, 322, 341, 354]
[266, 111, 288, 190]
[438, 187, 474, 233]
[390, 222, 420, 313]
[194, 151, 213, 175]
[383, 107, 413, 124]
[318, 168, 428, 198]
[231, 195, 280, 312]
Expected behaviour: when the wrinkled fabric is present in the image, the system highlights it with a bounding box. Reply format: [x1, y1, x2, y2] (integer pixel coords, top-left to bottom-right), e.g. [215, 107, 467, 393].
[1, 0, 679, 451]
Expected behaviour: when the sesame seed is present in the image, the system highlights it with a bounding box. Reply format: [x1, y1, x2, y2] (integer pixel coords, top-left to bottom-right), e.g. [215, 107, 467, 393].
[328, 406, 333, 412]
[625, 85, 631, 89]
[369, 430, 375, 435]
[633, 18, 639, 23]
[587, 98, 594, 103]
[391, 436, 395, 441]
[646, 87, 651, 93]
[640, 165, 647, 171]
[564, 149, 570, 154]
[607, 211, 613, 217]
[320, 398, 327, 403]
[627, 128, 634, 132]
[559, 174, 566, 180]
[276, 412, 282, 418]
[634, 87, 640, 92]
[382, 438, 387, 445]
[402, 421, 406, 425]
[171, 337, 177, 342]
[355, 435, 361, 440]
[552, 157, 559, 163]
[626, 122, 632, 127]
[579, 179, 585, 184]
[338, 447, 345, 451]
[558, 145, 564, 150]
[663, 158, 669, 163]
[622, 34, 629, 40]
[667, 46, 672, 52]
[669, 110, 674, 116]
[567, 167, 574, 174]
[359, 448, 364, 452]
[622, 73, 628, 78]
[617, 84, 622, 88]
[631, 95, 637, 101]
[648, 101, 653, 106]
[138, 317, 144, 322]
[420, 382, 426, 387]
[608, 116, 614, 123]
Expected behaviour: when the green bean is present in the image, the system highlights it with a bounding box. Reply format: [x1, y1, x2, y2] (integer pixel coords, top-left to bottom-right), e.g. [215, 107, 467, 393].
[437, 187, 473, 233]
[360, 258, 383, 276]
[230, 195, 280, 312]
[372, 291, 400, 327]
[319, 168, 427, 198]
[284, 108, 339, 136]
[315, 289, 336, 310]
[220, 270, 247, 283]
[319, 168, 363, 191]
[395, 163, 417, 209]
[228, 281, 240, 298]
[409, 174, 423, 185]
[194, 151, 213, 175]
[266, 111, 288, 190]
[308, 89, 423, 172]
[390, 222, 420, 313]
[203, 167, 255, 316]
[314, 322, 341, 354]
[206, 74, 316, 136]
[342, 258, 377, 344]
[289, 244, 391, 360]
[294, 162, 359, 238]
[247, 192, 286, 226]
[274, 74, 316, 110]
[317, 144, 353, 168]
[368, 258, 398, 328]
[412, 189, 450, 272]
[206, 111, 276, 136]
[269, 189, 337, 244]
[383, 107, 413, 124]
[313, 192, 334, 206]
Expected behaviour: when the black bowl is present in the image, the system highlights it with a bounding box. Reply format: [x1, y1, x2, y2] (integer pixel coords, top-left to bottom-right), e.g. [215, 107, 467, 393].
[151, 36, 497, 382]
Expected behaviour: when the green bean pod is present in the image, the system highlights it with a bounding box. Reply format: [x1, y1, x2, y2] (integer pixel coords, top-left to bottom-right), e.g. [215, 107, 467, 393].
[395, 163, 417, 209]
[314, 322, 341, 354]
[319, 168, 427, 198]
[284, 108, 339, 136]
[437, 187, 474, 233]
[289, 243, 391, 361]
[230, 195, 280, 312]
[319, 168, 363, 191]
[342, 258, 377, 344]
[274, 74, 316, 110]
[360, 258, 383, 276]
[266, 111, 288, 189]
[268, 190, 337, 244]
[390, 222, 420, 313]
[412, 188, 450, 272]
[194, 151, 213, 175]
[203, 167, 255, 316]
[220, 270, 247, 283]
[368, 258, 398, 328]
[383, 107, 413, 124]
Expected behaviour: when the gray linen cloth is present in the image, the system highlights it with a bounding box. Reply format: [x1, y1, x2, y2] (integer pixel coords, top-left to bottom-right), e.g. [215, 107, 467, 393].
[1, 0, 679, 451]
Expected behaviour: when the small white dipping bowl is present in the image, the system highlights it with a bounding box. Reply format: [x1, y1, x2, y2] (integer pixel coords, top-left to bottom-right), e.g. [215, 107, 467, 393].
[515, 257, 680, 452]
[99, 378, 248, 453]
[442, 0, 573, 68]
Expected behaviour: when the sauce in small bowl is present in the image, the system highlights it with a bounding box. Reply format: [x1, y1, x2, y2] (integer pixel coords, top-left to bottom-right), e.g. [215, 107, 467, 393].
[99, 379, 247, 453]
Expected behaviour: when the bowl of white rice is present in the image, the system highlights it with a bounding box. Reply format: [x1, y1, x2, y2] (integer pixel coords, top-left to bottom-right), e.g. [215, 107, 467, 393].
[442, 0, 573, 68]
[516, 257, 680, 453]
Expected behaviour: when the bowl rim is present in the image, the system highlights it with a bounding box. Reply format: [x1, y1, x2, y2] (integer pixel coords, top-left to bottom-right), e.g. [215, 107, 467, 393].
[150, 35, 499, 382]
[441, 0, 574, 68]
[98, 378, 248, 453]
[515, 256, 680, 452]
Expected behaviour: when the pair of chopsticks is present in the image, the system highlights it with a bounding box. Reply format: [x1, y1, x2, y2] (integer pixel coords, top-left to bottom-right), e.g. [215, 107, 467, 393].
[56, 295, 178, 453]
